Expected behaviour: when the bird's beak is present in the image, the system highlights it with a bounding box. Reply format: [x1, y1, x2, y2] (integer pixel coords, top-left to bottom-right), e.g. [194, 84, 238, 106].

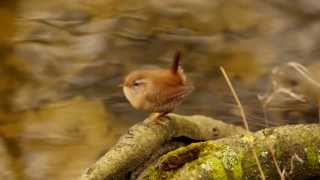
[119, 82, 129, 88]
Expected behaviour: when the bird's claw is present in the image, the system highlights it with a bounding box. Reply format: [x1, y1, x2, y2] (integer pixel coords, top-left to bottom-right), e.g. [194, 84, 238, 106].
[144, 113, 171, 126]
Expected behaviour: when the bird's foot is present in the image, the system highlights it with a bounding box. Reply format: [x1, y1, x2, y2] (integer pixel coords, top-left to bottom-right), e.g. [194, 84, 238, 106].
[144, 112, 171, 125]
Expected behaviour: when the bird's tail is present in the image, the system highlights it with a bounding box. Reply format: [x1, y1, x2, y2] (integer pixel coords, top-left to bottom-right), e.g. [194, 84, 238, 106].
[171, 50, 181, 74]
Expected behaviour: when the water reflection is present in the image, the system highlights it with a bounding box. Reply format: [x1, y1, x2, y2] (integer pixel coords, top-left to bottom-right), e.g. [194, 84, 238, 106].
[1, 0, 320, 179]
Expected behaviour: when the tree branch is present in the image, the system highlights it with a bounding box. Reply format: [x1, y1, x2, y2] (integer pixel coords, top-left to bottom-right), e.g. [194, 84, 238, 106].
[80, 114, 247, 180]
[139, 124, 320, 179]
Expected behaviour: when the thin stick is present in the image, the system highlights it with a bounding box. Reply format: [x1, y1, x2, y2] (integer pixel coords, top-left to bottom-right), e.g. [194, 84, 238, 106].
[220, 66, 266, 180]
[289, 154, 304, 175]
[267, 143, 286, 180]
[262, 104, 270, 127]
[318, 100, 320, 123]
[220, 67, 249, 130]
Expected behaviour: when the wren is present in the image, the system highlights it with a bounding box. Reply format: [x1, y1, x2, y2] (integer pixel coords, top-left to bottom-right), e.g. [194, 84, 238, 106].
[121, 51, 194, 121]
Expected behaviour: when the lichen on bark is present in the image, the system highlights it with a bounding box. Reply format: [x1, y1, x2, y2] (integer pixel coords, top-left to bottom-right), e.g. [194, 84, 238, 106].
[139, 124, 320, 180]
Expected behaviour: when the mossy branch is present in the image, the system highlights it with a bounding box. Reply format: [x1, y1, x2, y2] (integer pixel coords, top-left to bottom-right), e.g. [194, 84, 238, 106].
[140, 124, 320, 180]
[80, 114, 247, 180]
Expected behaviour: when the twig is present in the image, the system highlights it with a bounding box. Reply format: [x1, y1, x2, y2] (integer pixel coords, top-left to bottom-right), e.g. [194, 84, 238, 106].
[220, 66, 266, 180]
[220, 67, 250, 130]
[289, 153, 304, 175]
[267, 142, 286, 180]
[262, 103, 270, 127]
[288, 62, 320, 89]
[318, 100, 320, 123]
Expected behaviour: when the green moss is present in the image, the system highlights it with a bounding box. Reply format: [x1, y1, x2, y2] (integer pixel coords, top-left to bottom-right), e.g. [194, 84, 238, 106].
[158, 142, 204, 164]
[193, 141, 243, 179]
[143, 141, 245, 179]
[240, 134, 256, 144]
[201, 155, 228, 180]
[211, 145, 242, 179]
[142, 125, 320, 180]
[143, 142, 205, 179]
[144, 166, 160, 180]
[305, 146, 320, 169]
[199, 141, 224, 155]
[166, 154, 226, 180]
[188, 142, 228, 179]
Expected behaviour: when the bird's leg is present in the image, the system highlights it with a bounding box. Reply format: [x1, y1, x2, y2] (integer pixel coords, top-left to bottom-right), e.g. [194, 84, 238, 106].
[144, 112, 171, 125]
[156, 112, 169, 119]
[155, 112, 172, 125]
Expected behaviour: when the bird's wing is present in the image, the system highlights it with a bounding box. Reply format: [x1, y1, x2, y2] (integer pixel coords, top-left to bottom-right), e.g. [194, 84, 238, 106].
[145, 84, 194, 112]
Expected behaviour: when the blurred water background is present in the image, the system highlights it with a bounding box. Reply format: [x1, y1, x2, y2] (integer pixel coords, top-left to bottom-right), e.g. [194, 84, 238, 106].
[1, 0, 320, 179]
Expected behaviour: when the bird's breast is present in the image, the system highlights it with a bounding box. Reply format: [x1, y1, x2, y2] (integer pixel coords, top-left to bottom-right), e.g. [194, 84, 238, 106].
[123, 87, 143, 109]
[123, 86, 154, 111]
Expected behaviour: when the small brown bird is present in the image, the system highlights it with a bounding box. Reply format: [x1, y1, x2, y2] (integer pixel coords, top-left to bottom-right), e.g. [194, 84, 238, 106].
[121, 51, 194, 121]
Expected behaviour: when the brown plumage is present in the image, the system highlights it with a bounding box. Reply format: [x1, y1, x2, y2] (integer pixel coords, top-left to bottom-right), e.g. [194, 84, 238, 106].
[122, 51, 193, 118]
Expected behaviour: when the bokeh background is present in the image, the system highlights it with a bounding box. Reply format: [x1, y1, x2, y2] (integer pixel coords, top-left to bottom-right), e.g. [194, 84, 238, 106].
[1, 0, 320, 179]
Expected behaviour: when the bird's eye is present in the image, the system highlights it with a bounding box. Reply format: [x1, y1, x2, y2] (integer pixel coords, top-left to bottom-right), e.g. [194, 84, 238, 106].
[132, 79, 146, 87]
